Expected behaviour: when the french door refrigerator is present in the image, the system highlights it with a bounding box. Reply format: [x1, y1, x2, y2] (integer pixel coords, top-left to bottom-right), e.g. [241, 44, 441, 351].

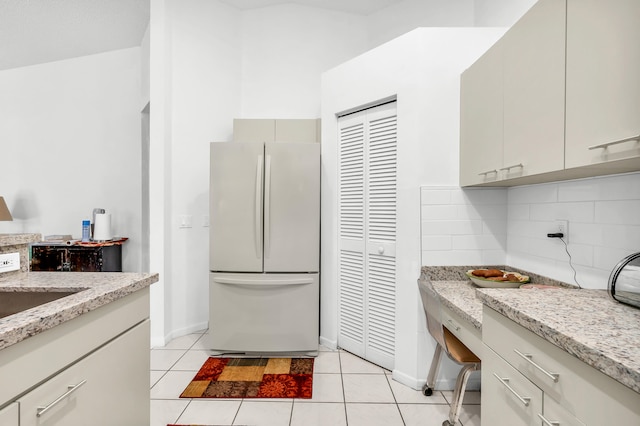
[209, 141, 320, 355]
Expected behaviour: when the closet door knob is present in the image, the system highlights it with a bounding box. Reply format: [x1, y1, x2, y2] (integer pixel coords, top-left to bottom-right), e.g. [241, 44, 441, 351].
[378, 246, 384, 254]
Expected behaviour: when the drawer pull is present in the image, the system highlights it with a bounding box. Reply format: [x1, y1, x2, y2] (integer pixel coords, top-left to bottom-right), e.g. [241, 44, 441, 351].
[514, 349, 559, 382]
[493, 373, 531, 406]
[588, 134, 639, 150]
[499, 163, 524, 172]
[446, 319, 461, 331]
[478, 169, 498, 176]
[36, 380, 87, 418]
[538, 413, 561, 426]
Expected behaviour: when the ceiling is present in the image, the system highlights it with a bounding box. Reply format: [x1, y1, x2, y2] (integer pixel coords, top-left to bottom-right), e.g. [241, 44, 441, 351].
[218, 0, 404, 14]
[0, 0, 150, 71]
[0, 0, 403, 71]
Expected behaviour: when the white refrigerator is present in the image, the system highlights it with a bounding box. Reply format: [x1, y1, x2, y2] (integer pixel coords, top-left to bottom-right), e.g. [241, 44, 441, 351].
[208, 141, 320, 355]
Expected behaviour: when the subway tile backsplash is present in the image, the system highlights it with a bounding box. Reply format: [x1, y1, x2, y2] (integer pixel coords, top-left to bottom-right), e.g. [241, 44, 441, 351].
[420, 186, 508, 267]
[420, 172, 640, 289]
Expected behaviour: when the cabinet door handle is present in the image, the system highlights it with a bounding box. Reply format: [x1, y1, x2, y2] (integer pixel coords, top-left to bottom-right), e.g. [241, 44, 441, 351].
[493, 373, 531, 406]
[538, 413, 561, 426]
[478, 169, 498, 176]
[514, 349, 559, 382]
[588, 134, 639, 150]
[36, 380, 87, 418]
[446, 319, 460, 331]
[499, 163, 524, 171]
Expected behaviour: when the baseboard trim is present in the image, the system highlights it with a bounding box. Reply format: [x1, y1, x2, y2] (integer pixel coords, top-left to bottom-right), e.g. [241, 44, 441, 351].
[153, 321, 209, 348]
[391, 370, 481, 392]
[319, 335, 338, 350]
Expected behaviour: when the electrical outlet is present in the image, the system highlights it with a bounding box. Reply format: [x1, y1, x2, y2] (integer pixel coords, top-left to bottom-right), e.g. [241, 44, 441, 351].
[0, 252, 20, 273]
[555, 220, 569, 243]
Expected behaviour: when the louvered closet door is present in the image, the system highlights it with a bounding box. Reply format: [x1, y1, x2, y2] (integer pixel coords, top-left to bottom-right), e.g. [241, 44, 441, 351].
[338, 102, 397, 370]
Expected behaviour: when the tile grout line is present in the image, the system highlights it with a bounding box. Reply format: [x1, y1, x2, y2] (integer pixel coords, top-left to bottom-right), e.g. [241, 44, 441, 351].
[338, 349, 349, 426]
[383, 371, 407, 426]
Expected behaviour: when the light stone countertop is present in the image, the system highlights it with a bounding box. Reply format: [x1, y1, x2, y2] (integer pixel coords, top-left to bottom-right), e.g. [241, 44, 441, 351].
[0, 271, 159, 350]
[0, 233, 41, 247]
[420, 266, 640, 394]
[431, 280, 483, 330]
[477, 287, 640, 394]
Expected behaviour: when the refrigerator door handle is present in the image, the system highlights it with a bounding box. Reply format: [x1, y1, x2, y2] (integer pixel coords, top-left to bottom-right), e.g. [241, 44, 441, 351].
[264, 154, 272, 259]
[255, 155, 264, 259]
[215, 277, 314, 286]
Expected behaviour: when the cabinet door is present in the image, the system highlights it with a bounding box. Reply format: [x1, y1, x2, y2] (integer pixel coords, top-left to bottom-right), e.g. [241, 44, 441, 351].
[565, 0, 640, 168]
[459, 39, 504, 186]
[233, 119, 275, 142]
[481, 346, 543, 426]
[0, 403, 18, 426]
[18, 320, 149, 426]
[275, 119, 319, 143]
[502, 0, 566, 179]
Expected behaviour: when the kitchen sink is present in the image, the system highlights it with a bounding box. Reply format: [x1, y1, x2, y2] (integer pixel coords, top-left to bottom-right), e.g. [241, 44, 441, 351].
[0, 290, 79, 319]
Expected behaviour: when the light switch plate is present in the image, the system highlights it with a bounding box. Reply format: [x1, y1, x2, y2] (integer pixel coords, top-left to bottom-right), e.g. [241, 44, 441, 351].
[0, 252, 20, 273]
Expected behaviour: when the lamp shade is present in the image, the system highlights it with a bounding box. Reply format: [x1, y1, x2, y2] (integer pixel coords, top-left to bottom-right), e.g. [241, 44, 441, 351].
[0, 197, 13, 221]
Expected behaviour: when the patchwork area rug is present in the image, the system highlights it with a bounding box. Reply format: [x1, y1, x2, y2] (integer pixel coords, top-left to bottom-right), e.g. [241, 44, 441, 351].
[180, 357, 314, 399]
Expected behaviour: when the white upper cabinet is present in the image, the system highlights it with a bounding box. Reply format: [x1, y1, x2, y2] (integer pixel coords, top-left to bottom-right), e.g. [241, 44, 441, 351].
[565, 0, 640, 169]
[460, 39, 504, 187]
[460, 0, 566, 186]
[460, 0, 640, 187]
[502, 0, 566, 179]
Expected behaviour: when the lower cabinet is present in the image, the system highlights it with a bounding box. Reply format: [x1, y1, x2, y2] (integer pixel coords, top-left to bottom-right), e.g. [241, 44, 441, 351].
[542, 394, 585, 426]
[0, 288, 151, 426]
[0, 403, 18, 426]
[482, 346, 584, 426]
[482, 306, 640, 425]
[482, 346, 543, 426]
[18, 320, 149, 426]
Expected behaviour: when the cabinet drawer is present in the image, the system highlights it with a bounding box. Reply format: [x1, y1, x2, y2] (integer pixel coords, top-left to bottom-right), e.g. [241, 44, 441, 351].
[481, 345, 543, 426]
[542, 394, 585, 426]
[441, 305, 482, 358]
[18, 320, 150, 426]
[483, 306, 640, 424]
[0, 402, 18, 426]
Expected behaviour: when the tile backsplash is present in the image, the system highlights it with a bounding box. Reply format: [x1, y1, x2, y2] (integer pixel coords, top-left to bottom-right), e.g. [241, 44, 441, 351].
[420, 186, 508, 266]
[421, 172, 640, 289]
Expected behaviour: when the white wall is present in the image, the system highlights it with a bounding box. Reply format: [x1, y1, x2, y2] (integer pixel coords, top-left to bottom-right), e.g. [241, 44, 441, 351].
[367, 0, 474, 48]
[0, 47, 143, 272]
[239, 4, 368, 118]
[473, 0, 537, 27]
[156, 0, 243, 343]
[321, 27, 506, 389]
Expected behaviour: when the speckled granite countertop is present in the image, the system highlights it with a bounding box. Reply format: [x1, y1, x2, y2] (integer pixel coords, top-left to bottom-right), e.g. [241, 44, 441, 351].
[431, 280, 483, 330]
[421, 265, 640, 394]
[477, 287, 640, 394]
[0, 233, 41, 246]
[0, 271, 158, 350]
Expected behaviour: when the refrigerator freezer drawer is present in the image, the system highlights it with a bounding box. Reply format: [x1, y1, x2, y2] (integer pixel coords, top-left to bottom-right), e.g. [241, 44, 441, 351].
[208, 273, 319, 353]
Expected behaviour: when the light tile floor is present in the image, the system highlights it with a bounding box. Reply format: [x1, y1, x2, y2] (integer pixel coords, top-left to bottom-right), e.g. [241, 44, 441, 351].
[150, 330, 481, 426]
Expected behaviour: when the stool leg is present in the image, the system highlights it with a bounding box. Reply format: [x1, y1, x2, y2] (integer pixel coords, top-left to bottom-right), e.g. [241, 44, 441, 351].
[423, 343, 443, 396]
[447, 363, 479, 425]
